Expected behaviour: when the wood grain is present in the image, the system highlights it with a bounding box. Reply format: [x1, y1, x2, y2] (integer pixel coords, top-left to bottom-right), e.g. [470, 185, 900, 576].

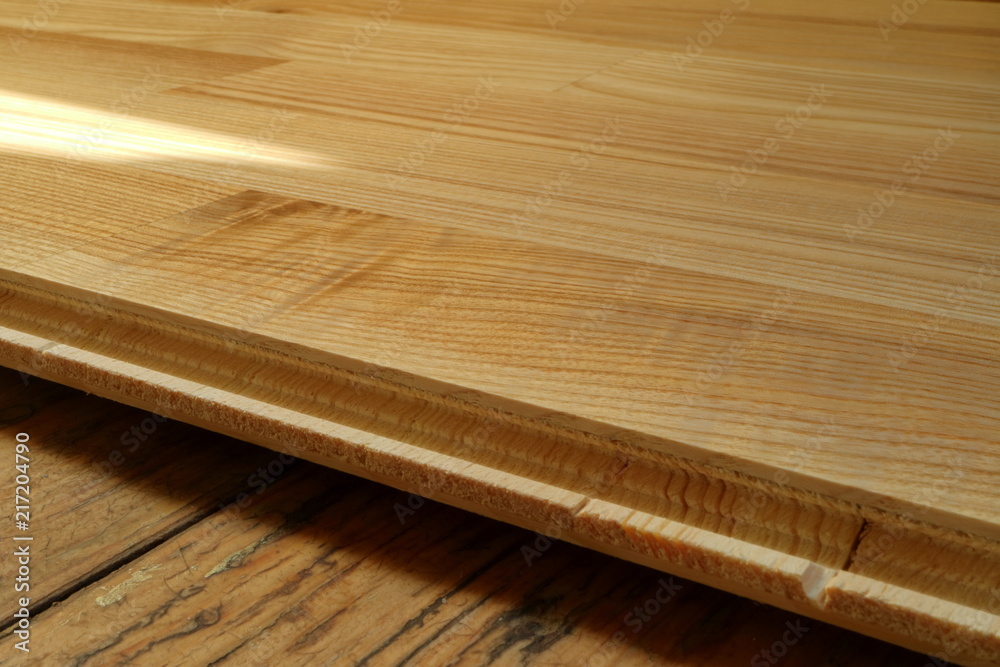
[0, 370, 285, 623]
[0, 0, 997, 663]
[0, 369, 932, 666]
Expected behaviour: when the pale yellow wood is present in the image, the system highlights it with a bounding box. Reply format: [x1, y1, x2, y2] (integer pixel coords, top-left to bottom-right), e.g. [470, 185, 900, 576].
[0, 0, 997, 663]
[1, 278, 998, 664]
[10, 193, 997, 534]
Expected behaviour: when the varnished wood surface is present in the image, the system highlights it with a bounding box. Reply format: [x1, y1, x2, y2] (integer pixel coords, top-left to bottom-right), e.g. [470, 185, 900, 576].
[0, 0, 998, 662]
[0, 369, 932, 666]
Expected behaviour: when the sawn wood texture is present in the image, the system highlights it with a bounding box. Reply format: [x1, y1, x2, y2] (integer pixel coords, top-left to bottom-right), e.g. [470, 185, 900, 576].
[0, 1, 997, 664]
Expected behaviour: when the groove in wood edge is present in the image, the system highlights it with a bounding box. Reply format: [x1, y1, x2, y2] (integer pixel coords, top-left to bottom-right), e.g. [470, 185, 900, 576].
[1, 274, 996, 550]
[0, 274, 869, 556]
[2, 278, 999, 572]
[0, 331, 998, 664]
[0, 279, 929, 573]
[848, 522, 1000, 614]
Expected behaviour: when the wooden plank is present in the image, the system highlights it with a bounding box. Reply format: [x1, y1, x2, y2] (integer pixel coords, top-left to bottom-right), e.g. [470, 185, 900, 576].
[3, 0, 997, 84]
[0, 27, 282, 107]
[0, 0, 996, 661]
[6, 193, 997, 535]
[0, 3, 639, 92]
[155, 57, 1000, 203]
[127, 61, 1000, 323]
[0, 372, 932, 664]
[0, 311, 997, 664]
[0, 155, 243, 266]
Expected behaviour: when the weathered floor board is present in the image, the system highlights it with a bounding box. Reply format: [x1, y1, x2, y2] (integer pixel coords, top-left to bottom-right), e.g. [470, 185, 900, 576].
[0, 369, 285, 623]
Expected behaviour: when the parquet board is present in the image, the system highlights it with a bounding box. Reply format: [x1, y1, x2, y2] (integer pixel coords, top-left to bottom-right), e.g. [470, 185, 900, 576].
[0, 0, 997, 663]
[0, 369, 931, 666]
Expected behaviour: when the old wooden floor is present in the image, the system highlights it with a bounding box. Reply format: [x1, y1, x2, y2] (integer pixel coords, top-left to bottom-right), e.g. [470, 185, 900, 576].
[0, 367, 930, 665]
